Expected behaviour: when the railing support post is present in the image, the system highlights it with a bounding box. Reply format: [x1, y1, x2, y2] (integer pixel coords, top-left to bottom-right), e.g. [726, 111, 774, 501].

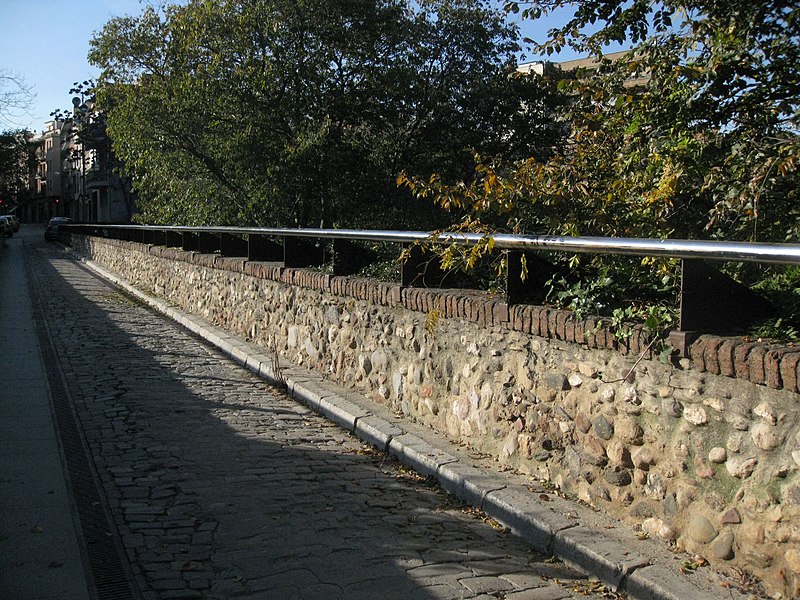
[678, 259, 773, 332]
[182, 232, 198, 252]
[669, 259, 774, 357]
[166, 231, 182, 248]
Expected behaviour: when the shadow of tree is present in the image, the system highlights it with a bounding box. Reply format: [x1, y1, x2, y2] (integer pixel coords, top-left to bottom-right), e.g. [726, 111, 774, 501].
[26, 235, 593, 600]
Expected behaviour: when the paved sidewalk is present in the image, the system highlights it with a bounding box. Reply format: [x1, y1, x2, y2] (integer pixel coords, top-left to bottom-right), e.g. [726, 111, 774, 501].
[0, 227, 92, 600]
[2, 226, 753, 599]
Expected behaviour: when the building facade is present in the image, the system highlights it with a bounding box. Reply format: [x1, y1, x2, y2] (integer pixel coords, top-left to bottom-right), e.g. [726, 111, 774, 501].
[19, 102, 133, 225]
[19, 119, 71, 224]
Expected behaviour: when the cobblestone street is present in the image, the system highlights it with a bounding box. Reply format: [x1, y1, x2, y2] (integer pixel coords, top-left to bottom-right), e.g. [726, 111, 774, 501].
[22, 233, 612, 599]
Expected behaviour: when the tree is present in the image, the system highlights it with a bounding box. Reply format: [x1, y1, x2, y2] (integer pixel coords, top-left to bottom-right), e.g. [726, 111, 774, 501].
[496, 0, 800, 243]
[0, 129, 33, 209]
[398, 0, 800, 327]
[88, 0, 564, 228]
[51, 80, 136, 222]
[0, 70, 35, 128]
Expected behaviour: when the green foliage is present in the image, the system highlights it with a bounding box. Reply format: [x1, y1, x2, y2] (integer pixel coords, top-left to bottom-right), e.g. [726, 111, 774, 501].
[611, 305, 677, 340]
[747, 265, 800, 340]
[51, 80, 135, 221]
[500, 0, 800, 242]
[0, 129, 33, 206]
[544, 259, 678, 327]
[544, 260, 677, 360]
[546, 273, 614, 321]
[749, 318, 800, 344]
[89, 0, 559, 228]
[403, 0, 799, 334]
[359, 259, 401, 282]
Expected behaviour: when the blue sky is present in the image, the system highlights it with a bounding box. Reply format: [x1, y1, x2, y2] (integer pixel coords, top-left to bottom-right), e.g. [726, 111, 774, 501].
[0, 0, 154, 130]
[0, 0, 585, 133]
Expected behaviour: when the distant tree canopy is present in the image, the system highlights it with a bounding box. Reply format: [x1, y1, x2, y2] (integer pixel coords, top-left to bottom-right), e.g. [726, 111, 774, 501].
[0, 72, 34, 205]
[89, 0, 565, 228]
[49, 80, 137, 223]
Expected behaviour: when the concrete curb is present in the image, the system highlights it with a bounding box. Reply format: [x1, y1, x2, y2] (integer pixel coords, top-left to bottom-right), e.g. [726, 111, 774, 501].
[70, 250, 745, 600]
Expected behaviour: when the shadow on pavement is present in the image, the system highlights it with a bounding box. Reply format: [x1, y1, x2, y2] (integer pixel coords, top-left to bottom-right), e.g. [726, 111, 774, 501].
[21, 228, 594, 600]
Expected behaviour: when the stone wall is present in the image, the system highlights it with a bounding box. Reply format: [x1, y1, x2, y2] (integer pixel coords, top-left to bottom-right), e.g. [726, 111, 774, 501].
[70, 234, 800, 597]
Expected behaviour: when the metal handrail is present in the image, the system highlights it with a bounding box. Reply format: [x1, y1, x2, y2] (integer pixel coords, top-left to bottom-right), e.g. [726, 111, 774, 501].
[67, 223, 800, 265]
[62, 222, 800, 344]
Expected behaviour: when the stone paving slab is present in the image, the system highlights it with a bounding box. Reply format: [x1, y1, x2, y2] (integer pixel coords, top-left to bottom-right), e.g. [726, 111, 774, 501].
[53, 240, 755, 600]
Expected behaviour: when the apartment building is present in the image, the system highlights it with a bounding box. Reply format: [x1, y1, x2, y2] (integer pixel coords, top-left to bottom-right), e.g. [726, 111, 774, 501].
[19, 102, 133, 224]
[18, 119, 71, 223]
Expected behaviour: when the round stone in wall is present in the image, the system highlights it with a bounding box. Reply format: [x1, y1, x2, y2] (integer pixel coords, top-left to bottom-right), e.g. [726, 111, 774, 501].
[711, 531, 735, 560]
[785, 549, 800, 574]
[545, 373, 569, 391]
[325, 306, 340, 324]
[615, 418, 643, 444]
[604, 466, 632, 487]
[683, 406, 708, 426]
[751, 423, 785, 451]
[568, 372, 583, 388]
[688, 515, 718, 544]
[593, 415, 614, 440]
[642, 517, 675, 541]
[708, 447, 727, 464]
[726, 457, 758, 479]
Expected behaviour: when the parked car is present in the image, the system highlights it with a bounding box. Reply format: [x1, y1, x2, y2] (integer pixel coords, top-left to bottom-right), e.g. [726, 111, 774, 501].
[1, 215, 19, 232]
[44, 217, 72, 241]
[0, 216, 12, 238]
